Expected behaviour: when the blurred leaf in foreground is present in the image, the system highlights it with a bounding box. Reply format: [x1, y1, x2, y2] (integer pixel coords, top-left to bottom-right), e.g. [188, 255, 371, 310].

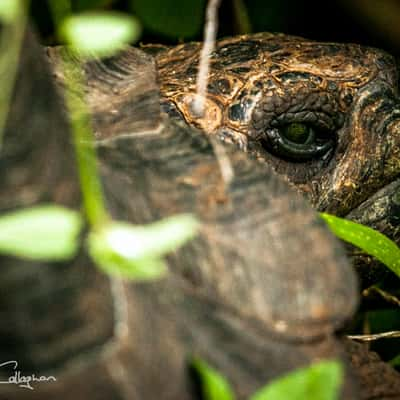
[0, 205, 83, 261]
[191, 357, 236, 400]
[87, 214, 199, 280]
[60, 12, 141, 57]
[0, 0, 22, 23]
[250, 360, 343, 400]
[192, 358, 342, 400]
[320, 213, 400, 277]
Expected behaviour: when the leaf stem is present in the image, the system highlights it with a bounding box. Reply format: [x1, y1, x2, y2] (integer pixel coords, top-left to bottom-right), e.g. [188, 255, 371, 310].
[61, 55, 109, 227]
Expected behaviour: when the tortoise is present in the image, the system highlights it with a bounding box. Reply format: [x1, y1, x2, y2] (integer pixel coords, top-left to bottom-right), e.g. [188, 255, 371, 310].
[151, 32, 400, 282]
[0, 28, 399, 400]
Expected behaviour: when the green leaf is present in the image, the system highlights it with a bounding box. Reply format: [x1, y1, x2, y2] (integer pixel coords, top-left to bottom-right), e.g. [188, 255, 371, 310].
[389, 353, 400, 367]
[60, 12, 141, 57]
[320, 213, 400, 277]
[130, 0, 205, 39]
[0, 205, 83, 261]
[87, 214, 199, 280]
[47, 0, 72, 26]
[251, 360, 343, 400]
[0, 0, 22, 23]
[191, 358, 236, 400]
[88, 235, 168, 280]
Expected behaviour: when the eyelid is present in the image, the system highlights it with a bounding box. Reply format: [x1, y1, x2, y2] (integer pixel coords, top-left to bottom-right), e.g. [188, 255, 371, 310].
[270, 111, 335, 132]
[262, 127, 335, 161]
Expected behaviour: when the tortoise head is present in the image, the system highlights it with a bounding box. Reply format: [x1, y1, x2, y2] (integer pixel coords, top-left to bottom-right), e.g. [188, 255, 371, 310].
[156, 33, 400, 274]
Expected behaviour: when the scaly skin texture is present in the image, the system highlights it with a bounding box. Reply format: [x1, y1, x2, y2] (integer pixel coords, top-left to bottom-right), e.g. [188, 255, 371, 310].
[151, 32, 400, 281]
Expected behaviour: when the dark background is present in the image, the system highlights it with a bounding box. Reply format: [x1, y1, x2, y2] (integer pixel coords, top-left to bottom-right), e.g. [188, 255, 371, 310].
[31, 0, 400, 58]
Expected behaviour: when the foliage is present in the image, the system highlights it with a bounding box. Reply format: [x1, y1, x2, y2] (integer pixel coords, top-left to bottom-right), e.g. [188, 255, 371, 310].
[0, 205, 82, 261]
[87, 215, 198, 280]
[192, 358, 343, 400]
[0, 0, 23, 22]
[0, 0, 199, 280]
[390, 353, 400, 368]
[191, 358, 236, 400]
[59, 10, 199, 278]
[250, 361, 342, 400]
[320, 213, 400, 278]
[60, 12, 141, 57]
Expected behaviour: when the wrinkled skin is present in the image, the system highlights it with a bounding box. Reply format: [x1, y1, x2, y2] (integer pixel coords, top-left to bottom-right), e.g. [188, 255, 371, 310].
[151, 33, 400, 279]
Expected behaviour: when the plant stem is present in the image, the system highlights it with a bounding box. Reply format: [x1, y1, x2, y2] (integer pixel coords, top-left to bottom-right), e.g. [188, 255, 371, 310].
[61, 54, 109, 227]
[193, 0, 221, 117]
[47, 0, 108, 228]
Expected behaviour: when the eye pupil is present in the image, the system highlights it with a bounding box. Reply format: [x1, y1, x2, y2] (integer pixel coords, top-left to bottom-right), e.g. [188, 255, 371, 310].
[260, 122, 335, 162]
[282, 123, 312, 144]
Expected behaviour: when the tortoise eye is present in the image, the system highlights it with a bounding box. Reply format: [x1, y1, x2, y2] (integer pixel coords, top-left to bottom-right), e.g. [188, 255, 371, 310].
[261, 123, 335, 162]
[281, 123, 314, 144]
